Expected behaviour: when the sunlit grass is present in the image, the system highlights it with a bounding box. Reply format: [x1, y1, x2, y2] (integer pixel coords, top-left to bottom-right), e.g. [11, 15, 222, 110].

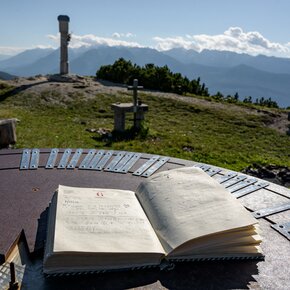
[0, 85, 289, 171]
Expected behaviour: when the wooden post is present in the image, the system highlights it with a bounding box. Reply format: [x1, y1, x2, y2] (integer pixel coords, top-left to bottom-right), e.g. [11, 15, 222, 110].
[0, 119, 17, 148]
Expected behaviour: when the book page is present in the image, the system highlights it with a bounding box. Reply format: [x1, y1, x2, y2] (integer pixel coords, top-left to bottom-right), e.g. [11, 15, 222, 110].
[136, 167, 258, 254]
[53, 185, 165, 255]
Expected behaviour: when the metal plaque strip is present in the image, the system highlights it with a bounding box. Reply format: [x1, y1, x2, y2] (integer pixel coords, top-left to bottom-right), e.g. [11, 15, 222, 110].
[118, 153, 142, 173]
[228, 178, 257, 193]
[216, 172, 238, 184]
[232, 182, 269, 198]
[20, 149, 31, 170]
[95, 151, 114, 170]
[271, 222, 290, 240]
[222, 175, 248, 188]
[113, 152, 134, 172]
[79, 149, 96, 169]
[194, 164, 211, 171]
[253, 202, 290, 219]
[142, 157, 170, 177]
[30, 149, 40, 170]
[57, 149, 72, 169]
[67, 149, 83, 169]
[45, 148, 59, 169]
[105, 151, 126, 171]
[87, 150, 105, 170]
[133, 155, 160, 176]
[206, 168, 222, 177]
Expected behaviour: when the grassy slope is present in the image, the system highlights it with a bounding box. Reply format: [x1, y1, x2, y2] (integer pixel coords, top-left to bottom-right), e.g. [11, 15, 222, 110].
[0, 82, 289, 171]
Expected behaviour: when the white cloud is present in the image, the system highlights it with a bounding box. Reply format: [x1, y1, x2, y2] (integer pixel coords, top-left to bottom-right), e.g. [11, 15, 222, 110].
[0, 45, 54, 56]
[3, 28, 290, 58]
[153, 36, 200, 51]
[153, 27, 290, 57]
[0, 46, 27, 55]
[47, 33, 141, 49]
[112, 32, 121, 38]
[112, 32, 135, 38]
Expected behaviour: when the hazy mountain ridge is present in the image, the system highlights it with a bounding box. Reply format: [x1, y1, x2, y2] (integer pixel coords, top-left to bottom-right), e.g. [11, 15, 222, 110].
[163, 48, 290, 74]
[0, 46, 289, 107]
[0, 71, 16, 80]
[0, 48, 54, 71]
[0, 55, 11, 61]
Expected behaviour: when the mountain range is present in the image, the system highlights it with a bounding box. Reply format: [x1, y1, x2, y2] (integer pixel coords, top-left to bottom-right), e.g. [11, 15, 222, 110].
[0, 46, 289, 107]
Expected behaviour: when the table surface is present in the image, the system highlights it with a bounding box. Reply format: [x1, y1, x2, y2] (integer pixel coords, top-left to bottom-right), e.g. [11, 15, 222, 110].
[0, 148, 289, 290]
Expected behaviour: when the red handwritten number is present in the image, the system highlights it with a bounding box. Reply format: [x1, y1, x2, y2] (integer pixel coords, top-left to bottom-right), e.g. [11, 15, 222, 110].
[95, 192, 104, 197]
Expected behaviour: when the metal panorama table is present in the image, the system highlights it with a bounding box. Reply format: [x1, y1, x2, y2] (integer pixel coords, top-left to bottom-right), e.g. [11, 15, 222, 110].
[0, 148, 289, 290]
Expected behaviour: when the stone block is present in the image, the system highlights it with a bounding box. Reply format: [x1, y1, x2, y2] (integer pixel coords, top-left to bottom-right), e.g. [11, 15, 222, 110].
[0, 119, 18, 148]
[111, 103, 148, 132]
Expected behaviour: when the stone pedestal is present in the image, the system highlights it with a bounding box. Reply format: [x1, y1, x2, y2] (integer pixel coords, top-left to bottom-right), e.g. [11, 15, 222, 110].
[111, 103, 149, 132]
[0, 119, 17, 148]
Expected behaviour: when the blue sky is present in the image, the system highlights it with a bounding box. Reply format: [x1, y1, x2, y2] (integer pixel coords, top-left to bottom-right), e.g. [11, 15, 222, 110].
[1, 0, 290, 57]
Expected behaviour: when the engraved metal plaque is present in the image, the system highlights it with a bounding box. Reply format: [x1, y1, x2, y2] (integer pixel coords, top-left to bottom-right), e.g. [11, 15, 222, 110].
[117, 153, 142, 173]
[194, 164, 211, 171]
[271, 222, 290, 240]
[206, 168, 222, 177]
[87, 150, 104, 170]
[79, 149, 96, 169]
[142, 157, 170, 177]
[57, 149, 72, 169]
[222, 175, 248, 188]
[45, 148, 59, 169]
[133, 155, 160, 176]
[20, 149, 31, 170]
[228, 178, 257, 193]
[113, 152, 134, 172]
[105, 151, 126, 171]
[232, 182, 269, 198]
[216, 172, 238, 184]
[30, 149, 40, 170]
[253, 202, 290, 219]
[67, 149, 83, 169]
[95, 150, 113, 170]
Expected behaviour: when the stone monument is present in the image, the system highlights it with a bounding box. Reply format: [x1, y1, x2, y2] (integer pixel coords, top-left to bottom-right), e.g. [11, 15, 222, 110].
[57, 15, 70, 75]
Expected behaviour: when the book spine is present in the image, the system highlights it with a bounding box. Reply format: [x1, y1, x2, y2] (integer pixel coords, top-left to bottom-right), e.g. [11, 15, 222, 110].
[43, 264, 160, 277]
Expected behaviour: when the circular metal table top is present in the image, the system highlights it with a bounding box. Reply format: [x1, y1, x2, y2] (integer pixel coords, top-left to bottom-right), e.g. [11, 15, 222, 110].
[0, 148, 289, 289]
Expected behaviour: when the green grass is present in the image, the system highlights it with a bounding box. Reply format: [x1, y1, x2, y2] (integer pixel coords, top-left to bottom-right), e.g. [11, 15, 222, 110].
[0, 84, 289, 171]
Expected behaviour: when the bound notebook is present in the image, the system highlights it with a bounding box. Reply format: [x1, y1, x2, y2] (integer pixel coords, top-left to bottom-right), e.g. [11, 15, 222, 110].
[43, 167, 263, 274]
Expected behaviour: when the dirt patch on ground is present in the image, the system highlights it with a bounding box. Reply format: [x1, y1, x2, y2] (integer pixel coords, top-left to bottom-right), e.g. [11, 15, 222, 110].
[4, 75, 290, 134]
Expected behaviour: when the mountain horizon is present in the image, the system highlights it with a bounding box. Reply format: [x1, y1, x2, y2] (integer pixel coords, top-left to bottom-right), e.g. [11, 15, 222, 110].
[0, 46, 289, 107]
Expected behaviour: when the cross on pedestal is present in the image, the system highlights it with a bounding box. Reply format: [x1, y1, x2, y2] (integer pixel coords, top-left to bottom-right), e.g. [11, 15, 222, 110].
[128, 79, 143, 129]
[111, 79, 148, 132]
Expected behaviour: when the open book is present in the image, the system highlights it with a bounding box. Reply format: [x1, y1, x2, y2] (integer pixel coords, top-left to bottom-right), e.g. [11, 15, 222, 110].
[43, 167, 263, 274]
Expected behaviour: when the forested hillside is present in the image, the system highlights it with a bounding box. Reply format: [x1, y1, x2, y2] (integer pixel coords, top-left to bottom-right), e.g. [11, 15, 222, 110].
[96, 58, 280, 108]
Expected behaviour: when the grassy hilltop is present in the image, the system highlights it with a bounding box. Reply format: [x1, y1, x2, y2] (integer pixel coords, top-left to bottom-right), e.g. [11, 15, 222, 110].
[0, 75, 289, 172]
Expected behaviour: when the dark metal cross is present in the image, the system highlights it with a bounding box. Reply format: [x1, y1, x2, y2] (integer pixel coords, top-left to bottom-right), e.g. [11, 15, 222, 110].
[128, 79, 143, 107]
[128, 79, 143, 128]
